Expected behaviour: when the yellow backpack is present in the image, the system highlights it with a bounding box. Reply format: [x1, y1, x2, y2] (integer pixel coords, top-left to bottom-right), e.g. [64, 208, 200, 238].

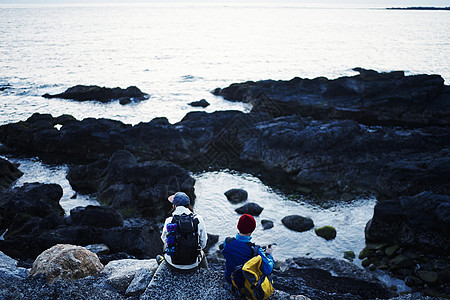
[232, 255, 274, 300]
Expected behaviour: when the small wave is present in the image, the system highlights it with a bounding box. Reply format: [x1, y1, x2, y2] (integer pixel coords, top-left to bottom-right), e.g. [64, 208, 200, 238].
[179, 75, 203, 83]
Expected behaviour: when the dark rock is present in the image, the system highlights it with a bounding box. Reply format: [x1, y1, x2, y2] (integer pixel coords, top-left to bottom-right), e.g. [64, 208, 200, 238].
[417, 270, 439, 284]
[361, 258, 371, 268]
[389, 255, 413, 269]
[358, 247, 371, 259]
[84, 244, 110, 255]
[1, 108, 449, 202]
[272, 257, 395, 299]
[281, 215, 314, 232]
[189, 99, 210, 108]
[213, 69, 450, 127]
[0, 182, 163, 261]
[42, 85, 147, 103]
[68, 150, 195, 220]
[365, 192, 450, 255]
[0, 183, 64, 232]
[0, 157, 23, 191]
[70, 205, 123, 228]
[97, 252, 135, 265]
[343, 251, 355, 261]
[119, 98, 131, 105]
[384, 244, 399, 257]
[204, 234, 219, 253]
[224, 188, 248, 204]
[405, 275, 424, 286]
[235, 202, 263, 216]
[67, 159, 109, 194]
[0, 84, 11, 92]
[261, 219, 274, 230]
[314, 226, 336, 240]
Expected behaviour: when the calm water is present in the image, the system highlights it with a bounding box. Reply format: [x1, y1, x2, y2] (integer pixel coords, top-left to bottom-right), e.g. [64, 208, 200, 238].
[0, 4, 448, 287]
[0, 4, 449, 125]
[5, 156, 375, 263]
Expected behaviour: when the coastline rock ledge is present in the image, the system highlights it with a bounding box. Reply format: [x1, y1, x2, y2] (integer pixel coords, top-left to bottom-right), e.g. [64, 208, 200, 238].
[42, 85, 148, 104]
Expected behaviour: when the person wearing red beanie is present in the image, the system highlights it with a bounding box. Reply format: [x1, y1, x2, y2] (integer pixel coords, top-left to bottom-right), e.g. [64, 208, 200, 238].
[222, 214, 274, 291]
[237, 214, 256, 234]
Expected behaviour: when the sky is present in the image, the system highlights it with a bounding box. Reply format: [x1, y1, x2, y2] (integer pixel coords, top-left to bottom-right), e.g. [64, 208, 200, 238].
[0, 0, 449, 6]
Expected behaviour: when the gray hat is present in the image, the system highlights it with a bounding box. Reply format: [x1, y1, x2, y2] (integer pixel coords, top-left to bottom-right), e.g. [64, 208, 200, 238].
[168, 192, 190, 206]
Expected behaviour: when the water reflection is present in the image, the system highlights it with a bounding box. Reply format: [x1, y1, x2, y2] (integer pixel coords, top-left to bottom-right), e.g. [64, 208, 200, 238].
[193, 171, 376, 261]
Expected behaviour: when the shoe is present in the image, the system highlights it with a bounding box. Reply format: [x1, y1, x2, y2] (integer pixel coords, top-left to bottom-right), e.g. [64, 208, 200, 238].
[156, 254, 164, 265]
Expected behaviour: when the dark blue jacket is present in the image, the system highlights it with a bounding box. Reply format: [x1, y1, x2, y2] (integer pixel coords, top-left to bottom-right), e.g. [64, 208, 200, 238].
[222, 234, 274, 288]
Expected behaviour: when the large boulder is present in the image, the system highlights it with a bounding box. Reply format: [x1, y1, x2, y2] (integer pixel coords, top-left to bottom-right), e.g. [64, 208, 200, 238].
[235, 202, 263, 216]
[0, 183, 64, 234]
[0, 182, 162, 260]
[271, 257, 395, 299]
[42, 85, 147, 103]
[101, 259, 158, 295]
[315, 226, 337, 240]
[141, 260, 236, 300]
[30, 244, 104, 283]
[213, 68, 450, 127]
[68, 150, 195, 220]
[365, 192, 450, 254]
[224, 188, 248, 204]
[282, 215, 314, 232]
[0, 113, 128, 160]
[0, 157, 23, 191]
[0, 251, 29, 281]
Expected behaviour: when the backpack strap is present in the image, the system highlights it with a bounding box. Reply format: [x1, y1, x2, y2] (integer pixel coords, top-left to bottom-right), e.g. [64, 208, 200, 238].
[224, 237, 258, 257]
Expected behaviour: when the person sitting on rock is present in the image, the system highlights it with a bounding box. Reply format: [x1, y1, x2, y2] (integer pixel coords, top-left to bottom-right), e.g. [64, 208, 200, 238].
[160, 192, 208, 271]
[222, 214, 274, 289]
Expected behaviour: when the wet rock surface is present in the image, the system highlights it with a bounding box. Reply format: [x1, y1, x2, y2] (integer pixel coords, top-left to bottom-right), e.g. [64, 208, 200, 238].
[235, 202, 264, 216]
[314, 226, 337, 240]
[365, 192, 450, 254]
[213, 68, 450, 127]
[271, 257, 396, 300]
[0, 183, 163, 261]
[0, 157, 23, 190]
[224, 188, 248, 204]
[261, 219, 274, 230]
[69, 205, 124, 228]
[67, 150, 195, 220]
[189, 99, 210, 107]
[362, 192, 450, 297]
[1, 109, 448, 201]
[0, 70, 449, 298]
[42, 85, 147, 103]
[282, 215, 314, 232]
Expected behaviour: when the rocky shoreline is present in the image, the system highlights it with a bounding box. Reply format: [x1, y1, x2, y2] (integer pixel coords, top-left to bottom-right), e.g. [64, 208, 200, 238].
[0, 69, 449, 298]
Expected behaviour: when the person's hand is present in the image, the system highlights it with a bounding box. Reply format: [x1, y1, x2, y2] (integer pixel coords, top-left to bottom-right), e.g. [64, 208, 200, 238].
[265, 244, 273, 255]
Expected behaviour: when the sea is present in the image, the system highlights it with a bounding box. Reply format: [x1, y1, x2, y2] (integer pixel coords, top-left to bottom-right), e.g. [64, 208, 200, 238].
[0, 2, 449, 289]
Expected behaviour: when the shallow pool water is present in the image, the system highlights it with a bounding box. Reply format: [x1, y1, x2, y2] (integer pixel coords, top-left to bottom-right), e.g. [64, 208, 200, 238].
[5, 156, 376, 263]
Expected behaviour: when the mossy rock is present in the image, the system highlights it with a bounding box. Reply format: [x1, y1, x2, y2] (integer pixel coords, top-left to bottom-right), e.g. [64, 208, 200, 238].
[314, 226, 337, 240]
[361, 258, 371, 268]
[384, 245, 399, 257]
[417, 271, 439, 284]
[367, 243, 387, 250]
[389, 255, 413, 269]
[343, 251, 355, 261]
[358, 247, 371, 259]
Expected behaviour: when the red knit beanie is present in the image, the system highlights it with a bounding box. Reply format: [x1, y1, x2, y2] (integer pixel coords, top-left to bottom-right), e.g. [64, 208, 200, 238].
[237, 214, 256, 234]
